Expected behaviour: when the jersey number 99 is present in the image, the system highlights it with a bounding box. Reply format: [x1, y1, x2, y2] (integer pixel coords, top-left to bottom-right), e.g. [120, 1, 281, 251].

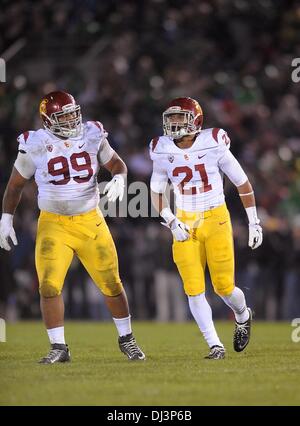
[48, 152, 93, 185]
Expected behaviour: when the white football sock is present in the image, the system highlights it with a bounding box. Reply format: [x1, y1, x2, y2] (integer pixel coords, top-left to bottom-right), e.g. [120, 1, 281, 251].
[188, 293, 223, 348]
[221, 287, 250, 323]
[47, 326, 65, 345]
[113, 315, 132, 337]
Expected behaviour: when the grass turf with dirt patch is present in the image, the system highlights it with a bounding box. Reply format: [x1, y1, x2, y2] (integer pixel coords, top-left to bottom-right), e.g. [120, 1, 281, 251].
[0, 321, 299, 406]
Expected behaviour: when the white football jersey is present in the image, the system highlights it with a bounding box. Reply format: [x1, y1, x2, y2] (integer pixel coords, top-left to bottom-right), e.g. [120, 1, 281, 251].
[150, 128, 248, 212]
[15, 121, 114, 215]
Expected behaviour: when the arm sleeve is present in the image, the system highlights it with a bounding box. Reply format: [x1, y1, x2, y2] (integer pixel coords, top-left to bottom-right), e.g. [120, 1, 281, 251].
[14, 151, 36, 179]
[150, 159, 169, 193]
[97, 138, 115, 165]
[218, 150, 248, 187]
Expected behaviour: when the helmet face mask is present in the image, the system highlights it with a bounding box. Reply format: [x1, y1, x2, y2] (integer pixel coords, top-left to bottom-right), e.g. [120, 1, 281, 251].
[48, 104, 82, 138]
[163, 97, 203, 139]
[39, 92, 82, 138]
[163, 108, 197, 139]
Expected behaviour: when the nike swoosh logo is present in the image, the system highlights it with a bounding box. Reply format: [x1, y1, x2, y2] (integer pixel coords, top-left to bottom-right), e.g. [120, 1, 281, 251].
[198, 154, 206, 159]
[96, 223, 101, 227]
[79, 143, 85, 149]
[219, 221, 227, 225]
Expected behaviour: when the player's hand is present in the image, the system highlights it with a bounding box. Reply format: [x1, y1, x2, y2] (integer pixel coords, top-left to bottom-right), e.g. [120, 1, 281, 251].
[103, 174, 125, 202]
[248, 223, 263, 249]
[161, 217, 190, 242]
[0, 213, 18, 251]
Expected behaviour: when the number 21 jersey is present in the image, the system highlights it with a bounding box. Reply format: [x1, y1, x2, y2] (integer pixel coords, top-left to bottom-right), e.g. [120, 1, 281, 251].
[149, 128, 248, 212]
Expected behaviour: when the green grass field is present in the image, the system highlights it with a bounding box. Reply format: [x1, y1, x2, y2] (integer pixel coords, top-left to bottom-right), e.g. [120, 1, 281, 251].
[0, 321, 299, 406]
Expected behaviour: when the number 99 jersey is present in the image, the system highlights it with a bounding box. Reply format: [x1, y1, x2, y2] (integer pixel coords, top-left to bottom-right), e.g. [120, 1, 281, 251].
[149, 128, 248, 212]
[15, 121, 114, 215]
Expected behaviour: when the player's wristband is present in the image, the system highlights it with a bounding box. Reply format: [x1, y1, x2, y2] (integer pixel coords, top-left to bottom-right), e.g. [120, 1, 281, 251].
[245, 206, 260, 225]
[160, 207, 176, 225]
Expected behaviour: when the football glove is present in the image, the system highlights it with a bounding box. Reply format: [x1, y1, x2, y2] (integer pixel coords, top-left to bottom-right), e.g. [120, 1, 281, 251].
[160, 208, 190, 242]
[248, 223, 263, 250]
[103, 174, 125, 202]
[0, 213, 18, 251]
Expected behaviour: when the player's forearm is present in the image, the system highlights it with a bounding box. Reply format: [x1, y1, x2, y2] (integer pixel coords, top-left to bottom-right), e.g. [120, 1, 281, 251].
[150, 190, 169, 215]
[237, 180, 259, 224]
[2, 185, 23, 215]
[238, 180, 255, 208]
[107, 155, 127, 178]
[2, 168, 27, 215]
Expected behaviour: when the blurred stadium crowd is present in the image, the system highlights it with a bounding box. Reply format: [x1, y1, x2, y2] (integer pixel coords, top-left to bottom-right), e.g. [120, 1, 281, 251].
[1, 0, 300, 321]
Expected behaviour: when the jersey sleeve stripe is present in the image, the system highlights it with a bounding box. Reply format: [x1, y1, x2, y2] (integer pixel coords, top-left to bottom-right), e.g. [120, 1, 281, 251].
[151, 137, 159, 151]
[212, 128, 220, 143]
[91, 121, 102, 130]
[23, 131, 30, 143]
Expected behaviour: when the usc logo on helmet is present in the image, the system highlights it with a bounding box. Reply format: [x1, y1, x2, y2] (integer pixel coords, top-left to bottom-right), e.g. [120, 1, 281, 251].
[39, 98, 48, 115]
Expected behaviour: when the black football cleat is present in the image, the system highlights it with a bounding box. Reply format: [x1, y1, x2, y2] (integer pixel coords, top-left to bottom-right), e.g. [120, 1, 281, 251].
[233, 307, 252, 352]
[118, 333, 145, 360]
[38, 343, 71, 364]
[204, 345, 226, 360]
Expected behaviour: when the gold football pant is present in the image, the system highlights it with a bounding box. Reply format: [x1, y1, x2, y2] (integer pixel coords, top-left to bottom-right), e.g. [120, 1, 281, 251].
[35, 208, 123, 297]
[172, 203, 235, 297]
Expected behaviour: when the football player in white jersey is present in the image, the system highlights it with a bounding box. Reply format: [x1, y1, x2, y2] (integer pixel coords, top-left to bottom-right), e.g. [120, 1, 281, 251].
[0, 91, 145, 363]
[150, 97, 263, 359]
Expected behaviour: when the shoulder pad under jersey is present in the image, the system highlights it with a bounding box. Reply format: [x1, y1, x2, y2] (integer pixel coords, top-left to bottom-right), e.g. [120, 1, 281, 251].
[17, 129, 48, 153]
[84, 120, 108, 141]
[149, 135, 178, 159]
[202, 127, 231, 149]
